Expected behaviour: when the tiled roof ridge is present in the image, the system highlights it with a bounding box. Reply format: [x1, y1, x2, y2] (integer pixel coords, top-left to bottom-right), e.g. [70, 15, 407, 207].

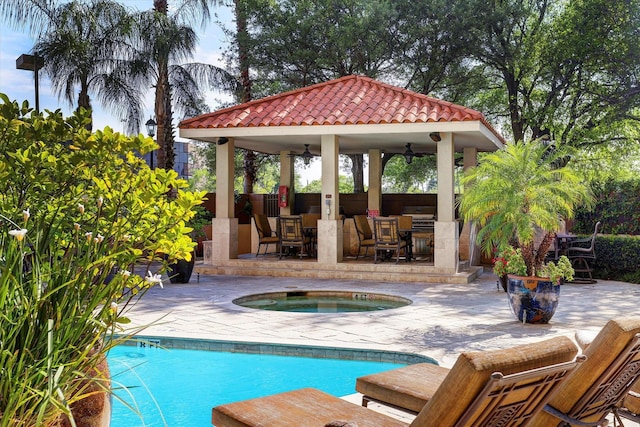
[357, 75, 485, 119]
[179, 74, 493, 130]
[179, 75, 362, 127]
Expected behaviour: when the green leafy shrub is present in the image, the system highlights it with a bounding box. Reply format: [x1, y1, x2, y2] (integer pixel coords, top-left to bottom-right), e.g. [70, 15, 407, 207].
[0, 94, 205, 426]
[590, 235, 640, 283]
[574, 179, 640, 235]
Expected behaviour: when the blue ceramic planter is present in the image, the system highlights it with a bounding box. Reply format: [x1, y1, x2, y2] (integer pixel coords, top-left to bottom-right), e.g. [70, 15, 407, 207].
[507, 275, 561, 324]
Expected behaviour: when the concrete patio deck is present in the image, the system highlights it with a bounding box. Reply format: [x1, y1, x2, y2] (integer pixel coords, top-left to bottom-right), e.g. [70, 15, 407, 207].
[125, 267, 640, 425]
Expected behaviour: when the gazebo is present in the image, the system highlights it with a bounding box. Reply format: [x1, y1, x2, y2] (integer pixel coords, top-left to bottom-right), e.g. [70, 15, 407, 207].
[179, 75, 505, 282]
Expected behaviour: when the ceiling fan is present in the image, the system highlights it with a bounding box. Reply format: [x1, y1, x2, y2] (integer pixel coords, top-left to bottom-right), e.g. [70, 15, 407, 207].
[401, 143, 431, 164]
[287, 144, 315, 165]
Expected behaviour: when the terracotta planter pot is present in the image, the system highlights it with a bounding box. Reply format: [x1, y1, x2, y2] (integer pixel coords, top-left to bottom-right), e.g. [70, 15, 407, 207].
[506, 275, 561, 324]
[53, 356, 111, 427]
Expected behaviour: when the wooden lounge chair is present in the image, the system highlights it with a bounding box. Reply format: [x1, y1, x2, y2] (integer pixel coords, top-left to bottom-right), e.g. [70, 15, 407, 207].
[357, 317, 640, 427]
[212, 336, 580, 427]
[529, 316, 640, 427]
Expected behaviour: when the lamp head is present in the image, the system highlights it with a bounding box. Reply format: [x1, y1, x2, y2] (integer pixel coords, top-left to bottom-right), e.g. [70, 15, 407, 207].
[403, 143, 415, 164]
[301, 144, 313, 166]
[145, 117, 157, 138]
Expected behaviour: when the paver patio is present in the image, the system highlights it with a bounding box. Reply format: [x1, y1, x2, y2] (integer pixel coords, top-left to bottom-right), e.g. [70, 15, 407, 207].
[125, 268, 640, 424]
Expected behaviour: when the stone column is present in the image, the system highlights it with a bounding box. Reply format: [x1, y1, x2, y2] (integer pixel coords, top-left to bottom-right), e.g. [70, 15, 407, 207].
[435, 132, 459, 272]
[211, 137, 238, 262]
[317, 134, 343, 264]
[459, 147, 479, 264]
[367, 148, 382, 215]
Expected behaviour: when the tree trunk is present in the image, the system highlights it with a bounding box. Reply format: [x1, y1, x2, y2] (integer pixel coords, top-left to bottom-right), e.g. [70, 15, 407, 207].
[153, 0, 175, 172]
[504, 70, 525, 142]
[235, 0, 256, 193]
[77, 79, 92, 132]
[349, 154, 365, 193]
[243, 150, 256, 194]
[154, 62, 168, 169]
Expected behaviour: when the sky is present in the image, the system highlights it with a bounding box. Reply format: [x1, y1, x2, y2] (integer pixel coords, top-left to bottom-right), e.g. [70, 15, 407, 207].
[0, 0, 328, 182]
[0, 0, 234, 136]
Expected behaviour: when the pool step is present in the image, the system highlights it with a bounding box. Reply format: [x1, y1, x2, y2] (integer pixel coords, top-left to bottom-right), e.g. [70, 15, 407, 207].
[194, 258, 482, 284]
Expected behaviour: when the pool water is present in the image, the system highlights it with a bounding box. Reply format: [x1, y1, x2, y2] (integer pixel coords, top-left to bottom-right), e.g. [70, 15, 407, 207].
[108, 345, 405, 426]
[233, 291, 412, 312]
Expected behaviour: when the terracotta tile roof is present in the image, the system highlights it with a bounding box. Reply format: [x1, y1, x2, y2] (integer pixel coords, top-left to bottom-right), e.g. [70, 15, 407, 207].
[179, 75, 492, 130]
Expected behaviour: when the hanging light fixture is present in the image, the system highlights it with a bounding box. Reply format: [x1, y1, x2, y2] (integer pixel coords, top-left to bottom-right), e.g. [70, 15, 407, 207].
[429, 132, 441, 142]
[145, 117, 157, 138]
[403, 143, 415, 164]
[301, 144, 313, 165]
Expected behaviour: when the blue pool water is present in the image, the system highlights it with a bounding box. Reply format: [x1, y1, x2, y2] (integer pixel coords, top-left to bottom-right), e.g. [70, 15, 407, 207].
[107, 345, 406, 427]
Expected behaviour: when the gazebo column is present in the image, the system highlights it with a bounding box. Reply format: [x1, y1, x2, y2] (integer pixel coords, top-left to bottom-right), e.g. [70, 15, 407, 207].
[211, 137, 238, 262]
[317, 134, 343, 264]
[435, 132, 459, 272]
[367, 149, 382, 214]
[459, 147, 480, 265]
[279, 150, 294, 216]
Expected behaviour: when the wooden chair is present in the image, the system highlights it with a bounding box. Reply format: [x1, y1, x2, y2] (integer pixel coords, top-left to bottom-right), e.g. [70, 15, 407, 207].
[393, 215, 414, 261]
[353, 215, 375, 260]
[278, 215, 312, 259]
[253, 213, 279, 257]
[373, 217, 407, 263]
[566, 221, 601, 283]
[529, 316, 640, 427]
[212, 336, 581, 427]
[301, 213, 320, 256]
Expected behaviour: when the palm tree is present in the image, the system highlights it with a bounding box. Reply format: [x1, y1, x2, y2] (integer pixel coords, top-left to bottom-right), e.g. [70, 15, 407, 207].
[33, 0, 140, 132]
[129, 0, 237, 171]
[1, 0, 143, 132]
[459, 141, 593, 275]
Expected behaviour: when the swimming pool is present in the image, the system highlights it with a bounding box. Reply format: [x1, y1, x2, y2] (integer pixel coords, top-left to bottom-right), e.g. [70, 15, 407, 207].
[108, 342, 410, 426]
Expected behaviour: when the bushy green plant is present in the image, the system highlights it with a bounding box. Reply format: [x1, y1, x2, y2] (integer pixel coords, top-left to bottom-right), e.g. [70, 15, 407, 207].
[0, 94, 205, 426]
[590, 234, 640, 283]
[539, 255, 575, 284]
[493, 247, 574, 284]
[492, 247, 526, 277]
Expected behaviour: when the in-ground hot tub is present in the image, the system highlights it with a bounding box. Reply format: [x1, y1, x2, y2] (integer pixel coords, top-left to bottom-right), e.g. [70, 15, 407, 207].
[233, 290, 412, 313]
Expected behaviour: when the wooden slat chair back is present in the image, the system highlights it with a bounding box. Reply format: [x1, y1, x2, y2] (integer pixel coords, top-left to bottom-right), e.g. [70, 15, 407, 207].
[353, 215, 375, 260]
[529, 316, 640, 427]
[373, 217, 407, 263]
[278, 215, 311, 259]
[253, 213, 279, 257]
[409, 336, 579, 427]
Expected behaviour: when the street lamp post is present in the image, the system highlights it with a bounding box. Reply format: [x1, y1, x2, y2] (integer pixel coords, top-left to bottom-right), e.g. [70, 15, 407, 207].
[145, 117, 157, 169]
[16, 54, 44, 113]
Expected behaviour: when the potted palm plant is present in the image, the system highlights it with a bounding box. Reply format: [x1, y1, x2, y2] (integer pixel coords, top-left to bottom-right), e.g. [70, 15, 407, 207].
[459, 141, 592, 323]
